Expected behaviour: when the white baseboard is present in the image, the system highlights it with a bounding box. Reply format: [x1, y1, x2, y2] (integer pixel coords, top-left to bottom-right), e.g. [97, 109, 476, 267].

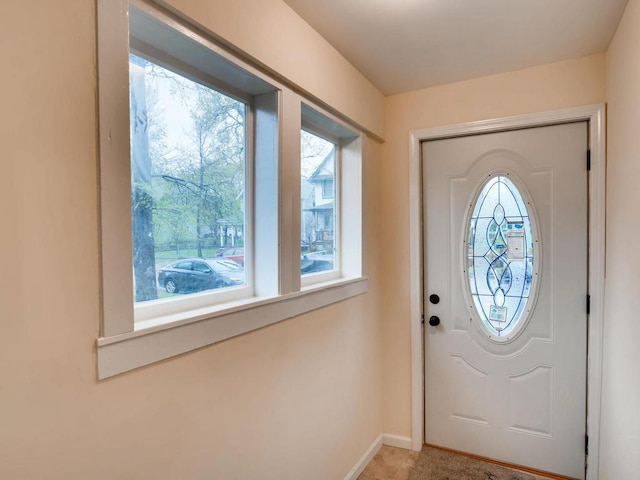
[382, 433, 413, 450]
[344, 434, 383, 480]
[344, 434, 415, 480]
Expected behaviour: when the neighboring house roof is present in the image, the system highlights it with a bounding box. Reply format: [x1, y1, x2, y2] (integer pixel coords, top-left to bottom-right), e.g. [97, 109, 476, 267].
[308, 150, 334, 182]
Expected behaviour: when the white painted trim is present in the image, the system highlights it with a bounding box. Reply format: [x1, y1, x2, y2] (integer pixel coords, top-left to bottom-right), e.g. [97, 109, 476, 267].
[408, 120, 424, 453]
[97, 0, 135, 337]
[344, 434, 383, 480]
[408, 104, 606, 479]
[382, 434, 413, 450]
[98, 277, 368, 378]
[585, 105, 606, 480]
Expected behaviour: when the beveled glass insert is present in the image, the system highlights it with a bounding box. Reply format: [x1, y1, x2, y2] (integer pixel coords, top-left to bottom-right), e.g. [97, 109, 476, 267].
[466, 175, 535, 337]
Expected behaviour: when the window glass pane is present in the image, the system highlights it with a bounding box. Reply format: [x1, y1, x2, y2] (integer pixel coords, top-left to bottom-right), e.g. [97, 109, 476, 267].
[300, 130, 336, 276]
[466, 175, 535, 338]
[129, 54, 246, 303]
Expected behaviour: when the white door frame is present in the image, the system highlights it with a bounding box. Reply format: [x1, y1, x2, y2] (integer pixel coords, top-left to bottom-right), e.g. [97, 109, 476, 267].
[408, 104, 606, 480]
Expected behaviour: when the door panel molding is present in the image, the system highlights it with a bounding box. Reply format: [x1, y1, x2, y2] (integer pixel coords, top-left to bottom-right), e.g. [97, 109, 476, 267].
[408, 104, 606, 480]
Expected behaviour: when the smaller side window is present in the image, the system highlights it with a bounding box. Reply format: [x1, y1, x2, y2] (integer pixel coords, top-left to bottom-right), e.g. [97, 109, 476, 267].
[301, 130, 337, 278]
[128, 52, 248, 309]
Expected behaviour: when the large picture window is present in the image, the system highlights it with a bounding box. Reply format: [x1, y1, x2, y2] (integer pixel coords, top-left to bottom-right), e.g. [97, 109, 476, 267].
[129, 54, 248, 304]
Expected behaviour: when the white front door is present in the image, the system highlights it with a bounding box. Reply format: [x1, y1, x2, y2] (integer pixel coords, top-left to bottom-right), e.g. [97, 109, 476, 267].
[423, 123, 588, 479]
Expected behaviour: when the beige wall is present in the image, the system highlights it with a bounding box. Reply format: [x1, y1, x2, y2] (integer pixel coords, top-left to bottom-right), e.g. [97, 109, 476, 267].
[160, 0, 386, 139]
[0, 1, 384, 479]
[601, 0, 640, 477]
[381, 54, 606, 436]
[5, 0, 637, 476]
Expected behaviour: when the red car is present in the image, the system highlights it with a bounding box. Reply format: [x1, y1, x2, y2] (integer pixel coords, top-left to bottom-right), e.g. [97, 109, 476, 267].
[216, 247, 244, 265]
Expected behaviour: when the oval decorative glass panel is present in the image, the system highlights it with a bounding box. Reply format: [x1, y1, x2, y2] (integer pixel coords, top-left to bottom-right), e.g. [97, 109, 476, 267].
[465, 174, 537, 340]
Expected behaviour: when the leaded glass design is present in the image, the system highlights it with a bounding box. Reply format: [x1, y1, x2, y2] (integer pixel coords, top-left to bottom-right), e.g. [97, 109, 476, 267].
[466, 175, 535, 338]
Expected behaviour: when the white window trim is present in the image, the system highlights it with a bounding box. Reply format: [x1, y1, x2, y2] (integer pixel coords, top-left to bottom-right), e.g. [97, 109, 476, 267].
[300, 107, 363, 287]
[97, 277, 367, 379]
[96, 0, 366, 379]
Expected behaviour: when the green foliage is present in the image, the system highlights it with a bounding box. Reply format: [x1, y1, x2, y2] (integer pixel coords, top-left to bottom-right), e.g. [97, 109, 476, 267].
[143, 60, 246, 257]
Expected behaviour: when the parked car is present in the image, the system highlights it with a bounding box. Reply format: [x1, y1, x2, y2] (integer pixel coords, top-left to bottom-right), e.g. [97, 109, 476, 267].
[157, 258, 244, 294]
[208, 258, 245, 283]
[215, 247, 244, 265]
[301, 253, 334, 275]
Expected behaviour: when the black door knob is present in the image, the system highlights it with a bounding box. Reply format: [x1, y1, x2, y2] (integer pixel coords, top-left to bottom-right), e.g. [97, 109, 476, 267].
[429, 294, 440, 304]
[429, 316, 440, 326]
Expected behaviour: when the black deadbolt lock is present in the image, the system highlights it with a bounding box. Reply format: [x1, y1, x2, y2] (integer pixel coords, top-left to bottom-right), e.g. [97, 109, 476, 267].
[429, 294, 440, 304]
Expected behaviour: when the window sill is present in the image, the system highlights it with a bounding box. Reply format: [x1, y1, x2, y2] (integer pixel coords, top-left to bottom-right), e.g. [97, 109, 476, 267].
[97, 276, 368, 379]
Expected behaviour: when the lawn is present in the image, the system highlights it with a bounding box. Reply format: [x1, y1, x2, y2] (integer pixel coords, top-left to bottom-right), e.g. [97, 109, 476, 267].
[155, 247, 222, 263]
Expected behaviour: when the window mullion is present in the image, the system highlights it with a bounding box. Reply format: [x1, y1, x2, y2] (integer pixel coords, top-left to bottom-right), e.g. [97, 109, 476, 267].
[279, 90, 302, 294]
[253, 92, 280, 297]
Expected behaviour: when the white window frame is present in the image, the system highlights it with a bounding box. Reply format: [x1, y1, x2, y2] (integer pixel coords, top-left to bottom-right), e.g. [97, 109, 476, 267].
[96, 0, 366, 379]
[299, 105, 362, 288]
[129, 54, 255, 323]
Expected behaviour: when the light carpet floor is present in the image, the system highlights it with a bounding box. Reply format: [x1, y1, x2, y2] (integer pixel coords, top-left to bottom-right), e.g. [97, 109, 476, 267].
[407, 446, 535, 480]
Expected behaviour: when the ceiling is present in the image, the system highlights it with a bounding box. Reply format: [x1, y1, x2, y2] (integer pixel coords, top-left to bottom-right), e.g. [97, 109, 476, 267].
[282, 0, 629, 95]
